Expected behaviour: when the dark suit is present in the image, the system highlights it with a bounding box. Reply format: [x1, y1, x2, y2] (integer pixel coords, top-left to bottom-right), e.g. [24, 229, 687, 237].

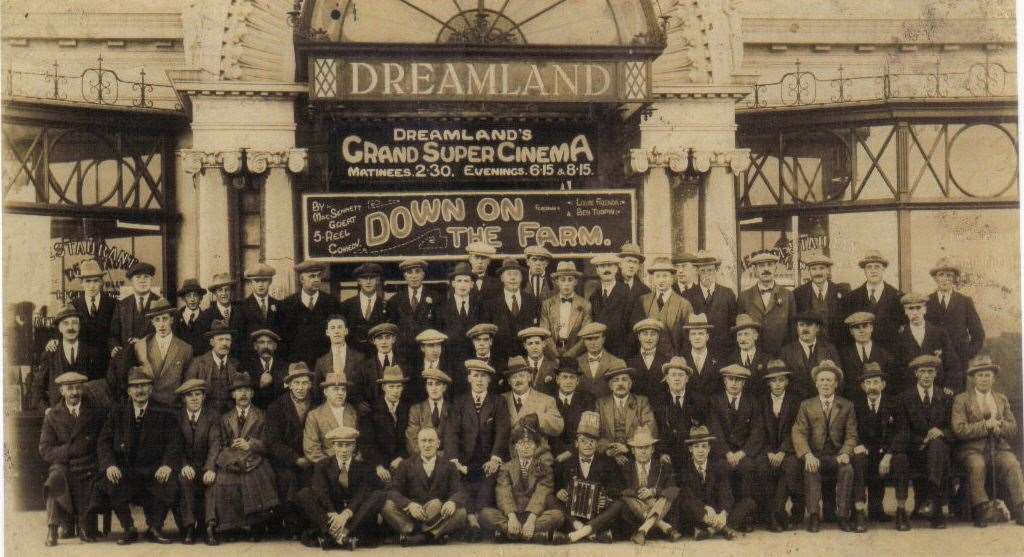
[724, 349, 772, 399]
[174, 308, 207, 357]
[688, 284, 738, 355]
[386, 286, 439, 358]
[760, 390, 803, 521]
[447, 391, 510, 512]
[651, 387, 705, 481]
[364, 352, 417, 405]
[184, 352, 238, 414]
[676, 456, 754, 531]
[794, 281, 848, 345]
[72, 292, 116, 372]
[479, 291, 541, 362]
[359, 397, 412, 471]
[234, 294, 282, 350]
[853, 393, 899, 516]
[737, 284, 796, 355]
[266, 393, 313, 506]
[552, 390, 596, 459]
[242, 355, 289, 408]
[39, 401, 104, 527]
[31, 342, 100, 409]
[684, 350, 724, 399]
[779, 340, 842, 399]
[480, 458, 564, 534]
[627, 351, 671, 401]
[296, 457, 386, 540]
[839, 342, 894, 397]
[383, 456, 468, 537]
[472, 275, 504, 301]
[842, 282, 904, 349]
[554, 452, 625, 532]
[706, 391, 765, 500]
[278, 291, 342, 368]
[196, 303, 238, 352]
[619, 277, 651, 302]
[109, 292, 161, 352]
[433, 293, 482, 370]
[588, 282, 642, 358]
[174, 406, 220, 529]
[619, 458, 679, 527]
[892, 386, 954, 507]
[894, 323, 962, 393]
[340, 293, 391, 357]
[927, 290, 984, 365]
[313, 347, 370, 406]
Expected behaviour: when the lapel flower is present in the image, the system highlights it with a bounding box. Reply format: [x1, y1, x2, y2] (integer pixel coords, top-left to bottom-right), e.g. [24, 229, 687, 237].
[270, 304, 277, 312]
[425, 296, 433, 304]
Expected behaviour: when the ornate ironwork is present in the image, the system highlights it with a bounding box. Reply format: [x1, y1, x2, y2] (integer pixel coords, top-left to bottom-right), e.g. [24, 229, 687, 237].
[3, 56, 182, 112]
[742, 57, 1017, 109]
[437, 8, 526, 45]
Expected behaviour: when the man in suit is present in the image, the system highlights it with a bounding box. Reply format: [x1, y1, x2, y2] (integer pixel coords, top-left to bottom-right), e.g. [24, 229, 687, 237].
[792, 360, 867, 533]
[133, 298, 193, 408]
[480, 414, 566, 544]
[466, 241, 502, 299]
[172, 379, 219, 544]
[71, 258, 116, 373]
[851, 362, 899, 525]
[780, 311, 842, 399]
[671, 252, 700, 306]
[197, 273, 237, 350]
[447, 360, 510, 534]
[596, 365, 657, 467]
[691, 251, 738, 356]
[314, 316, 370, 407]
[265, 363, 316, 539]
[677, 425, 749, 540]
[519, 326, 558, 393]
[503, 356, 565, 463]
[303, 372, 359, 464]
[523, 245, 555, 300]
[278, 261, 342, 368]
[759, 360, 804, 532]
[706, 363, 765, 531]
[725, 314, 772, 398]
[358, 365, 412, 485]
[235, 263, 282, 360]
[184, 319, 238, 414]
[619, 427, 682, 544]
[359, 323, 411, 408]
[387, 258, 437, 360]
[295, 426, 387, 549]
[737, 251, 796, 355]
[382, 427, 469, 545]
[435, 263, 481, 368]
[890, 354, 954, 531]
[550, 365, 596, 462]
[95, 367, 181, 544]
[951, 355, 1024, 527]
[895, 292, 962, 394]
[413, 329, 449, 403]
[539, 261, 591, 360]
[650, 357, 705, 480]
[174, 279, 208, 357]
[108, 261, 162, 387]
[32, 305, 100, 409]
[481, 258, 541, 363]
[794, 254, 847, 345]
[575, 322, 627, 400]
[639, 258, 693, 356]
[927, 258, 985, 368]
[627, 318, 671, 400]
[245, 329, 289, 408]
[842, 251, 905, 351]
[682, 313, 723, 398]
[340, 263, 390, 357]
[588, 254, 642, 358]
[617, 242, 651, 302]
[38, 372, 104, 545]
[839, 312, 894, 396]
[557, 411, 625, 543]
[406, 369, 456, 458]
[462, 323, 503, 393]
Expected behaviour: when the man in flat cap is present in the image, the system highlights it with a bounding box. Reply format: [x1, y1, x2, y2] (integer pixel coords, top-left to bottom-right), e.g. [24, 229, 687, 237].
[358, 322, 410, 406]
[519, 326, 557, 393]
[524, 245, 554, 300]
[588, 253, 642, 358]
[650, 357, 706, 479]
[108, 261, 162, 373]
[575, 322, 628, 400]
[95, 367, 181, 544]
[341, 263, 391, 357]
[359, 366, 413, 486]
[236, 263, 282, 360]
[265, 363, 316, 538]
[466, 241, 502, 299]
[690, 251, 738, 356]
[278, 261, 342, 368]
[481, 258, 541, 363]
[39, 372, 105, 545]
[842, 251, 904, 352]
[639, 257, 693, 356]
[205, 373, 279, 544]
[895, 292, 962, 394]
[627, 318, 671, 400]
[244, 328, 288, 408]
[480, 415, 566, 544]
[184, 319, 238, 414]
[133, 299, 193, 408]
[891, 354, 954, 530]
[759, 360, 804, 531]
[617, 242, 651, 301]
[296, 426, 386, 549]
[780, 311, 841, 400]
[724, 314, 772, 397]
[460, 323, 503, 392]
[314, 315, 370, 406]
[304, 372, 359, 464]
[71, 259, 116, 373]
[676, 425, 747, 540]
[172, 379, 218, 544]
[557, 411, 625, 544]
[413, 329, 450, 402]
[197, 273, 239, 353]
[32, 305, 100, 409]
[926, 257, 984, 371]
[406, 368, 456, 457]
[503, 356, 565, 463]
[174, 279, 209, 357]
[792, 360, 866, 533]
[387, 258, 436, 358]
[619, 427, 682, 544]
[596, 365, 657, 467]
[737, 251, 796, 356]
[794, 254, 848, 345]
[539, 261, 592, 360]
[851, 362, 899, 525]
[550, 364, 597, 463]
[952, 355, 1024, 527]
[839, 312, 895, 395]
[435, 263, 482, 367]
[681, 313, 724, 398]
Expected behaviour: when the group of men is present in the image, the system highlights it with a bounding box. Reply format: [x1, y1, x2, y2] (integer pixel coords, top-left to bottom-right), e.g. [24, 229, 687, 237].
[32, 241, 1024, 549]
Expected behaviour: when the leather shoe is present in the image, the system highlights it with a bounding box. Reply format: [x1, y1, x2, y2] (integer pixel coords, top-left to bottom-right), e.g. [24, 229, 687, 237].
[430, 534, 448, 545]
[667, 527, 683, 542]
[895, 508, 911, 531]
[740, 517, 754, 533]
[45, 525, 58, 547]
[807, 514, 820, 533]
[148, 528, 173, 544]
[595, 530, 613, 543]
[721, 527, 738, 541]
[693, 527, 710, 541]
[630, 531, 645, 545]
[531, 532, 549, 544]
[205, 525, 220, 546]
[1016, 503, 1024, 526]
[930, 515, 947, 529]
[345, 537, 359, 551]
[182, 525, 195, 545]
[78, 527, 98, 543]
[399, 533, 426, 546]
[838, 517, 853, 532]
[854, 511, 867, 533]
[60, 523, 76, 539]
[551, 531, 568, 545]
[973, 504, 989, 528]
[117, 527, 139, 545]
[769, 515, 784, 533]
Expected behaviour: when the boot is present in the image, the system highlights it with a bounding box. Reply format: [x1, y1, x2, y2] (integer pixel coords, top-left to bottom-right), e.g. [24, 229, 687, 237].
[854, 510, 867, 533]
[931, 501, 947, 529]
[205, 524, 220, 546]
[720, 527, 739, 540]
[806, 514, 820, 533]
[182, 525, 196, 545]
[768, 513, 784, 533]
[45, 525, 58, 547]
[116, 526, 139, 545]
[973, 504, 989, 528]
[895, 508, 911, 531]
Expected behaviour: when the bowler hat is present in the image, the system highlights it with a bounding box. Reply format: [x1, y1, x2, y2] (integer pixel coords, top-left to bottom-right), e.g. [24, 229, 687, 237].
[377, 365, 408, 384]
[177, 278, 206, 297]
[730, 314, 761, 334]
[858, 250, 889, 268]
[618, 243, 645, 262]
[626, 427, 659, 447]
[930, 257, 961, 278]
[466, 323, 498, 339]
[368, 322, 399, 338]
[78, 259, 104, 279]
[244, 262, 276, 280]
[966, 354, 999, 375]
[175, 378, 208, 395]
[685, 425, 716, 445]
[126, 261, 156, 278]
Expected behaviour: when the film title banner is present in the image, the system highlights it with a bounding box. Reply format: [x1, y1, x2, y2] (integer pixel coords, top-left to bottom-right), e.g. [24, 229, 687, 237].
[338, 123, 597, 182]
[303, 190, 636, 262]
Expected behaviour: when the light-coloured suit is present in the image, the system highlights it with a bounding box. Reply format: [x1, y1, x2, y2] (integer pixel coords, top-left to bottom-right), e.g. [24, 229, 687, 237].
[638, 290, 693, 355]
[134, 333, 193, 408]
[479, 457, 564, 535]
[538, 294, 592, 359]
[952, 389, 1024, 506]
[792, 395, 860, 518]
[576, 352, 626, 400]
[406, 399, 454, 457]
[302, 402, 359, 463]
[503, 389, 564, 464]
[595, 393, 657, 453]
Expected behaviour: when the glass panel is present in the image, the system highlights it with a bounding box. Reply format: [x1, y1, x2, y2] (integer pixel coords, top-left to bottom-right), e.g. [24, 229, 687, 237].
[738, 214, 797, 289]
[827, 211, 899, 288]
[907, 124, 947, 199]
[947, 123, 1018, 198]
[853, 125, 897, 201]
[241, 189, 261, 213]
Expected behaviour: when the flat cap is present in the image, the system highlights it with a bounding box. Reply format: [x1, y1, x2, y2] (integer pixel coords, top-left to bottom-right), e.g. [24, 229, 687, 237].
[908, 354, 942, 371]
[930, 257, 961, 277]
[249, 328, 281, 342]
[633, 318, 665, 333]
[602, 364, 634, 381]
[802, 253, 834, 267]
[353, 263, 383, 278]
[244, 262, 276, 279]
[590, 254, 621, 266]
[295, 260, 325, 274]
[399, 258, 428, 271]
[368, 322, 399, 338]
[524, 245, 553, 259]
[127, 366, 153, 385]
[496, 258, 524, 274]
[422, 368, 453, 384]
[844, 311, 875, 327]
[858, 250, 889, 268]
[900, 292, 928, 306]
[811, 360, 844, 382]
[465, 323, 498, 339]
[175, 378, 208, 394]
[662, 356, 694, 375]
[720, 364, 752, 380]
[466, 242, 497, 256]
[53, 305, 81, 326]
[55, 371, 88, 386]
[578, 322, 607, 338]
[748, 251, 780, 265]
[127, 261, 156, 278]
[463, 359, 496, 375]
[617, 243, 645, 262]
[517, 326, 550, 341]
[325, 426, 360, 444]
[646, 258, 675, 274]
[415, 329, 448, 344]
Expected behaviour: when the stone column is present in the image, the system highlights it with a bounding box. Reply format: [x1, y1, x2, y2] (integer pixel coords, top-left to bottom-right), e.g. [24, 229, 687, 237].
[251, 149, 307, 298]
[179, 150, 233, 287]
[707, 150, 749, 288]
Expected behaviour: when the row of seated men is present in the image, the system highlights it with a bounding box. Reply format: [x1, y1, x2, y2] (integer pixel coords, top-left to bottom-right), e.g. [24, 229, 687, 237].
[40, 339, 1024, 548]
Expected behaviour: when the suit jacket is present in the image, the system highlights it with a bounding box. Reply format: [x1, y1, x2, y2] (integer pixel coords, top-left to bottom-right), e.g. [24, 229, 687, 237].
[134, 333, 193, 408]
[433, 293, 482, 366]
[266, 393, 312, 471]
[340, 292, 391, 356]
[523, 356, 559, 395]
[620, 277, 651, 303]
[684, 349, 724, 399]
[762, 391, 801, 454]
[472, 275, 504, 300]
[794, 281, 848, 345]
[243, 355, 290, 408]
[109, 292, 161, 350]
[39, 401, 104, 474]
[595, 393, 657, 452]
[525, 273, 555, 301]
[927, 290, 985, 362]
[588, 282, 642, 358]
[184, 351, 238, 414]
[852, 393, 899, 456]
[638, 290, 693, 356]
[480, 290, 541, 361]
[277, 290, 343, 367]
[207, 406, 274, 504]
[576, 352, 625, 400]
[406, 399, 455, 457]
[737, 283, 796, 355]
[235, 294, 282, 347]
[303, 402, 359, 463]
[554, 451, 624, 499]
[688, 284, 738, 355]
[627, 351, 671, 401]
[97, 401, 182, 476]
[495, 458, 555, 515]
[621, 458, 679, 503]
[842, 282, 905, 348]
[358, 396, 412, 469]
[678, 457, 733, 512]
[448, 391, 510, 465]
[314, 346, 370, 405]
[552, 390, 596, 457]
[707, 391, 764, 457]
[779, 340, 841, 399]
[176, 406, 220, 471]
[894, 322, 962, 393]
[538, 293, 592, 360]
[792, 395, 858, 458]
[310, 456, 378, 513]
[388, 455, 467, 508]
[503, 389, 565, 440]
[386, 286, 439, 353]
[839, 342, 894, 396]
[724, 348, 773, 399]
[895, 385, 953, 454]
[197, 303, 239, 352]
[651, 387, 706, 466]
[31, 342, 101, 409]
[952, 389, 1019, 455]
[174, 307, 208, 357]
[72, 292, 116, 370]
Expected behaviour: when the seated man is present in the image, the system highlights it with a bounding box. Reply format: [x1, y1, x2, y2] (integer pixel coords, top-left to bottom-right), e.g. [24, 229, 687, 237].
[596, 365, 657, 466]
[383, 427, 468, 545]
[792, 360, 867, 533]
[303, 372, 359, 464]
[852, 362, 899, 526]
[296, 426, 387, 549]
[952, 355, 1024, 527]
[480, 415, 566, 544]
[677, 425, 748, 540]
[38, 372, 105, 546]
[619, 427, 682, 545]
[173, 379, 219, 545]
[758, 360, 804, 532]
[204, 373, 279, 544]
[557, 411, 625, 544]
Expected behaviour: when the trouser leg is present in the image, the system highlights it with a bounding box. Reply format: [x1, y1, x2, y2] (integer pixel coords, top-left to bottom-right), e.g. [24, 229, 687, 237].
[477, 507, 507, 533]
[926, 440, 951, 505]
[142, 477, 177, 531]
[804, 459, 822, 517]
[833, 460, 854, 518]
[348, 491, 387, 538]
[865, 452, 885, 514]
[726, 499, 756, 529]
[850, 453, 866, 506]
[994, 450, 1024, 506]
[892, 453, 911, 502]
[294, 487, 327, 534]
[533, 509, 565, 533]
[586, 499, 623, 533]
[380, 500, 415, 535]
[963, 453, 990, 505]
[429, 507, 467, 537]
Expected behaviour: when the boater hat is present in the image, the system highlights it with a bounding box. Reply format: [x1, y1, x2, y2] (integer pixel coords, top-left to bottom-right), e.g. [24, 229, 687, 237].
[78, 259, 105, 279]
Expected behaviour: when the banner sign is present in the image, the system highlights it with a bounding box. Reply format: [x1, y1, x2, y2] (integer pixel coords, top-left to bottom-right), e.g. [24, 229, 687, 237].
[310, 58, 650, 103]
[338, 122, 597, 182]
[303, 190, 636, 262]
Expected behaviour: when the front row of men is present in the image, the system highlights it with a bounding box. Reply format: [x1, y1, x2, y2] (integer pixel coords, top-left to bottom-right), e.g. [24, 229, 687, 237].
[40, 348, 1024, 548]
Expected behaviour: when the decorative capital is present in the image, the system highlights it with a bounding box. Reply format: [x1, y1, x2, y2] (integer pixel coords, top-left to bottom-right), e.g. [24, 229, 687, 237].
[710, 149, 751, 174]
[177, 148, 308, 177]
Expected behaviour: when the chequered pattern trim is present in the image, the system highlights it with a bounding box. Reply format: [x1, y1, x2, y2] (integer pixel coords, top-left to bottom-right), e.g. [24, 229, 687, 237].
[312, 58, 338, 98]
[623, 61, 648, 100]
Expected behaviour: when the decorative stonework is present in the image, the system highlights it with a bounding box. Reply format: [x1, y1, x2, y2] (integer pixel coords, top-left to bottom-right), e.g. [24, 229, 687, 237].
[626, 147, 750, 176]
[179, 148, 308, 176]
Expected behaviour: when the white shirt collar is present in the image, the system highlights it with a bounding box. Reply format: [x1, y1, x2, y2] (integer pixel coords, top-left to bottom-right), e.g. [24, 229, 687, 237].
[421, 455, 437, 468]
[820, 395, 834, 405]
[66, 401, 81, 414]
[301, 290, 319, 305]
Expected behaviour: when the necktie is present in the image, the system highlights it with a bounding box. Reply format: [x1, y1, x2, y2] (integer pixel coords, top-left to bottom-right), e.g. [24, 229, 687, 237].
[363, 298, 371, 320]
[699, 465, 706, 483]
[602, 287, 609, 299]
[743, 353, 751, 367]
[704, 288, 711, 303]
[869, 289, 878, 304]
[136, 408, 145, 421]
[305, 295, 312, 310]
[90, 297, 97, 316]
[823, 400, 832, 419]
[860, 344, 868, 362]
[817, 287, 824, 303]
[259, 298, 267, 321]
[638, 465, 647, 487]
[925, 391, 932, 406]
[384, 354, 391, 368]
[411, 289, 419, 310]
[561, 297, 573, 304]
[514, 396, 523, 413]
[675, 395, 682, 409]
[237, 411, 246, 431]
[137, 296, 144, 314]
[657, 294, 665, 310]
[730, 395, 739, 411]
[561, 396, 570, 408]
[190, 412, 199, 425]
[71, 407, 78, 418]
[534, 277, 541, 297]
[870, 400, 877, 414]
[474, 396, 483, 411]
[217, 357, 225, 375]
[431, 402, 440, 426]
[941, 294, 948, 309]
[339, 461, 349, 487]
[68, 345, 75, 365]
[511, 294, 520, 315]
[459, 300, 467, 318]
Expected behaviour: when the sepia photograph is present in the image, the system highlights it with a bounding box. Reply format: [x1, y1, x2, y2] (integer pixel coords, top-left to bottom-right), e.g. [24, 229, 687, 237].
[1, 0, 1022, 555]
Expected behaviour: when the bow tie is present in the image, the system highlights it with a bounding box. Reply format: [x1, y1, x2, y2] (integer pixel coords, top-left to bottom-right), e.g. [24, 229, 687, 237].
[760, 289, 773, 295]
[580, 458, 593, 464]
[588, 356, 601, 362]
[561, 297, 573, 303]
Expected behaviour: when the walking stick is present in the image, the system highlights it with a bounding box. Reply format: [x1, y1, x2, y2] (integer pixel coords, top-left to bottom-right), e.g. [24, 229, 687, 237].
[983, 409, 1000, 516]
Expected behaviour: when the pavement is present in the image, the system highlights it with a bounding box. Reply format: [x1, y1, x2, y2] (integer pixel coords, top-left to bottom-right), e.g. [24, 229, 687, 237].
[6, 508, 1024, 557]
